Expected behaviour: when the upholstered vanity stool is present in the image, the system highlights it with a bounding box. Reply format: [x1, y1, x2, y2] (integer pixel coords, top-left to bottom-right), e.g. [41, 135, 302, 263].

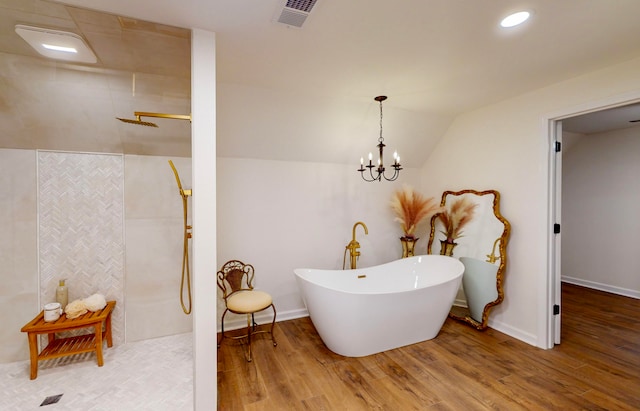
[216, 260, 277, 362]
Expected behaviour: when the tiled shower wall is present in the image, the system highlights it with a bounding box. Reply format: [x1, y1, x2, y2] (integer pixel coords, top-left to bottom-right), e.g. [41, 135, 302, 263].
[0, 149, 37, 363]
[123, 155, 192, 341]
[38, 151, 125, 346]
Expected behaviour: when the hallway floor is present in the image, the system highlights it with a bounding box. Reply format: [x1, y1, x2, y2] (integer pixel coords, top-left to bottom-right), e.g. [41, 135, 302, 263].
[1, 332, 192, 410]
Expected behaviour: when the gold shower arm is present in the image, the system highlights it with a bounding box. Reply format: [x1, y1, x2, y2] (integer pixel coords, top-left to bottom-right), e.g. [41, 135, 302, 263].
[134, 112, 191, 122]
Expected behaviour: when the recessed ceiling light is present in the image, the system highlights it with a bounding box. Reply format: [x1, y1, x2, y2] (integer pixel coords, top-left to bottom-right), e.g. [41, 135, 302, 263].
[15, 24, 97, 63]
[500, 11, 531, 28]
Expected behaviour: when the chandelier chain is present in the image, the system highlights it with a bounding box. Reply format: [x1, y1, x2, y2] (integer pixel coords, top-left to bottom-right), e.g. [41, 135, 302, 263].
[378, 100, 384, 143]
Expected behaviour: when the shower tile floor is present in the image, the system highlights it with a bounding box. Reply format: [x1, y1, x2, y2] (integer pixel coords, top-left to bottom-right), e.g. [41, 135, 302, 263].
[1, 332, 193, 410]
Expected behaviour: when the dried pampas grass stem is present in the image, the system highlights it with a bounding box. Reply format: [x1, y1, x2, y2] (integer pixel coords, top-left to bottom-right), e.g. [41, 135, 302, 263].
[438, 196, 478, 241]
[390, 185, 441, 238]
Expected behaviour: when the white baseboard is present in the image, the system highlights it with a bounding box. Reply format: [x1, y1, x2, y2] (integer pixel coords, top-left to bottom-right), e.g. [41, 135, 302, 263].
[562, 276, 640, 299]
[487, 317, 539, 347]
[218, 306, 543, 351]
[450, 300, 538, 347]
[453, 298, 468, 308]
[217, 308, 309, 333]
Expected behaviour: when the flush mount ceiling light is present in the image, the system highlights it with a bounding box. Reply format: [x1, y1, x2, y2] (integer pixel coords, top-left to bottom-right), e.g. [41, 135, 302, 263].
[358, 96, 402, 182]
[15, 24, 97, 63]
[500, 11, 531, 28]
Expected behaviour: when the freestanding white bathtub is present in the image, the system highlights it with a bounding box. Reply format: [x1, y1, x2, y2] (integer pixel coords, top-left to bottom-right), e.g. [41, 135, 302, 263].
[294, 255, 464, 357]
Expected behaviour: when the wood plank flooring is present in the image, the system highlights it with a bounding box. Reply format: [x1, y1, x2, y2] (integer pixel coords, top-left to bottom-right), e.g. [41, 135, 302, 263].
[217, 283, 640, 410]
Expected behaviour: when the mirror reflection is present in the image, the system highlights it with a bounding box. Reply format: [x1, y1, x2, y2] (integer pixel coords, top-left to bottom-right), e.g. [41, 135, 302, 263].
[427, 190, 511, 330]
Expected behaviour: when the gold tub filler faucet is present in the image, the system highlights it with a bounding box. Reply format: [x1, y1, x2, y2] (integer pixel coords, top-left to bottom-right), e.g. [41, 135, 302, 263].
[344, 221, 368, 269]
[486, 238, 502, 264]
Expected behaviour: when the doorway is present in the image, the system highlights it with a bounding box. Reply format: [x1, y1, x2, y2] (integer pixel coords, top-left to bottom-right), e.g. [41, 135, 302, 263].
[548, 97, 640, 346]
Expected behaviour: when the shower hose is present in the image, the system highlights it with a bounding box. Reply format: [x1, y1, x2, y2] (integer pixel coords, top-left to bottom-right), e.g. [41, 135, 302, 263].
[169, 160, 192, 315]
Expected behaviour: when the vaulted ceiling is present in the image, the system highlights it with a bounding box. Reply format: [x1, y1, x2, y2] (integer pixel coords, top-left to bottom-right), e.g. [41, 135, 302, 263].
[2, 0, 640, 164]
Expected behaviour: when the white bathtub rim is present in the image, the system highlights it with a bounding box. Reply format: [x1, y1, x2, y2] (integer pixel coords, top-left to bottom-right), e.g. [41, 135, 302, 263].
[294, 255, 464, 296]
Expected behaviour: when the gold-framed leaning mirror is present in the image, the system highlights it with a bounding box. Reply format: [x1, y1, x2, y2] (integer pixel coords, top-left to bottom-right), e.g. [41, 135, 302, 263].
[427, 189, 511, 330]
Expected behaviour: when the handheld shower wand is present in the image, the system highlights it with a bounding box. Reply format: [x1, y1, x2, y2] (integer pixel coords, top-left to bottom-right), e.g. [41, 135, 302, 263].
[169, 160, 192, 315]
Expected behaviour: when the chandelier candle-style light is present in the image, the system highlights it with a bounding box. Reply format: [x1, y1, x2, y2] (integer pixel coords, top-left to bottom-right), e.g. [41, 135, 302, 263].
[358, 96, 402, 182]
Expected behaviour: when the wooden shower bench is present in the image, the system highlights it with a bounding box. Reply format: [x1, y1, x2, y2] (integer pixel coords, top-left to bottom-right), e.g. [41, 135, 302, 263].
[20, 300, 116, 379]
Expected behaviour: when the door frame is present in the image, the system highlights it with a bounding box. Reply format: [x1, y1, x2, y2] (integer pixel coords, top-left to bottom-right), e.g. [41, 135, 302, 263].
[544, 91, 640, 348]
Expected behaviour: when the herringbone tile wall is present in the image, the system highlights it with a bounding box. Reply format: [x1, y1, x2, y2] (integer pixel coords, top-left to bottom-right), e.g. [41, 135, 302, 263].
[38, 151, 125, 345]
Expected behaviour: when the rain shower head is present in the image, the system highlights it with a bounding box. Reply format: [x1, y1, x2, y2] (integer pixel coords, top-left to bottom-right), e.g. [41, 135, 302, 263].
[116, 111, 191, 128]
[116, 115, 158, 127]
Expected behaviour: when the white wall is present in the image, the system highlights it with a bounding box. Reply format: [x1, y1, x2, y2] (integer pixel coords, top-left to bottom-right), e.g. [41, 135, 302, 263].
[190, 28, 218, 411]
[216, 157, 423, 327]
[562, 127, 640, 298]
[418, 56, 640, 347]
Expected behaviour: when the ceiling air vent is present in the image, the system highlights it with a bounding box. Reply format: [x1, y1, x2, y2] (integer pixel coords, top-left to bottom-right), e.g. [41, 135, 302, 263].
[276, 0, 318, 28]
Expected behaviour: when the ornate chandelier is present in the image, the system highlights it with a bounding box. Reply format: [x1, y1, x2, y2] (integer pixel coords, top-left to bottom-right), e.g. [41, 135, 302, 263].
[358, 96, 402, 182]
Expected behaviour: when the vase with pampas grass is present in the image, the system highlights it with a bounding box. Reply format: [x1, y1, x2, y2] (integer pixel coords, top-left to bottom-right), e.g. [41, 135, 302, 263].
[437, 196, 478, 256]
[390, 185, 442, 258]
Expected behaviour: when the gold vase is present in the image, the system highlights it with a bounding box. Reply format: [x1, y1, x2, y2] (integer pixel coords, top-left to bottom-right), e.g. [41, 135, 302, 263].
[440, 240, 457, 256]
[400, 236, 418, 258]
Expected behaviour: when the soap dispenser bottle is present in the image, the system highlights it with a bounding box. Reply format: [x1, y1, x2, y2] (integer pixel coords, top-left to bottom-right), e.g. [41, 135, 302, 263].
[56, 279, 68, 310]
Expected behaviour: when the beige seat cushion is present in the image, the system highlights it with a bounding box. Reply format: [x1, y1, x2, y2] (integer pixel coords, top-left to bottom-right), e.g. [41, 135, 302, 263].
[227, 290, 272, 313]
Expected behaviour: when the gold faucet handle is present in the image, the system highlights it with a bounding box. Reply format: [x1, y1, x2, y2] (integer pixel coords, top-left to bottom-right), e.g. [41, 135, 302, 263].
[486, 254, 500, 263]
